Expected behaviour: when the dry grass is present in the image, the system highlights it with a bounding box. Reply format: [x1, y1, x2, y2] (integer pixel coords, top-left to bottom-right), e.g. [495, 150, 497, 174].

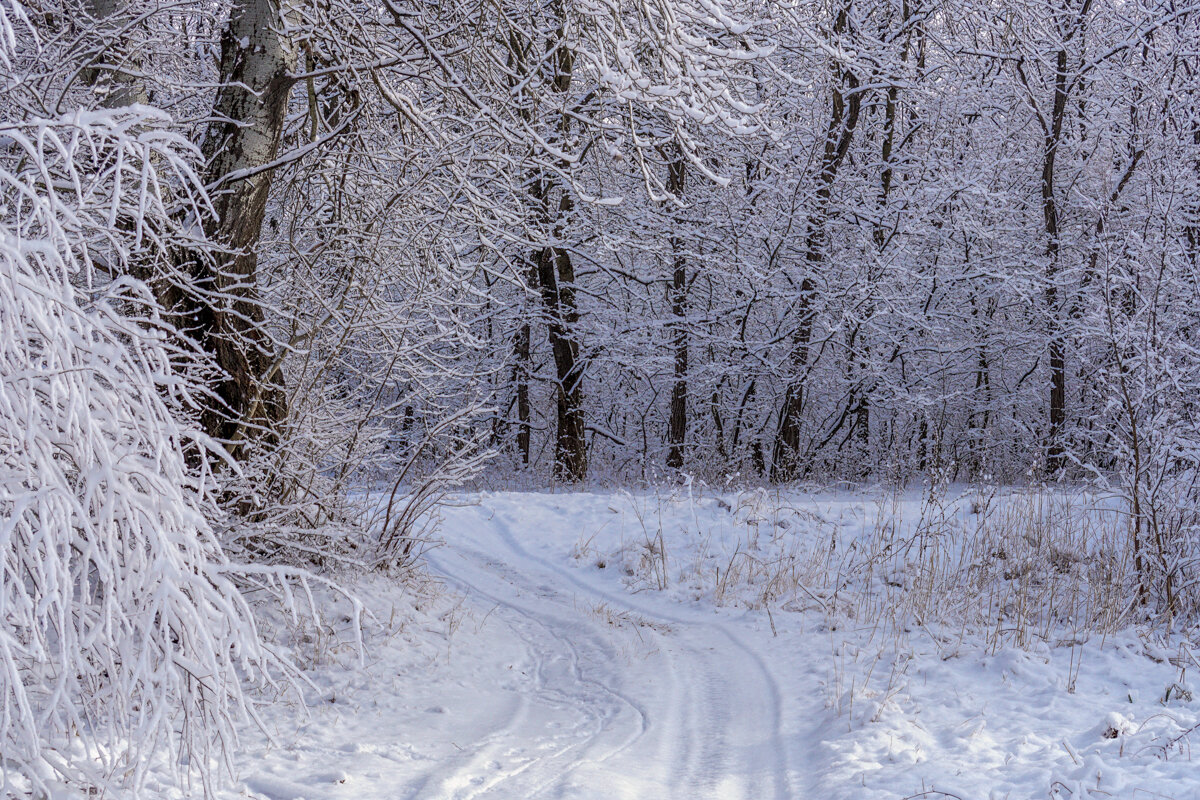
[607, 482, 1156, 647]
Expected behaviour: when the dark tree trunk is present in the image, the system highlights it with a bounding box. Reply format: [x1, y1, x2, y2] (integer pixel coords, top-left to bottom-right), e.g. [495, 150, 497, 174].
[514, 313, 532, 465]
[531, 10, 588, 483]
[851, 0, 915, 467]
[1042, 44, 1068, 474]
[666, 153, 688, 471]
[169, 0, 297, 458]
[505, 30, 536, 466]
[535, 199, 587, 481]
[1038, 1, 1090, 475]
[772, 2, 860, 483]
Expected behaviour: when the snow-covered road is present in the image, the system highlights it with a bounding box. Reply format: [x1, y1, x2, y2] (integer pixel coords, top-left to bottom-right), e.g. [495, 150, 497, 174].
[422, 509, 806, 800]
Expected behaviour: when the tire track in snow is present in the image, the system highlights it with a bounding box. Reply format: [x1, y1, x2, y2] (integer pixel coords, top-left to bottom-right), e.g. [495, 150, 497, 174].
[487, 510, 795, 800]
[425, 506, 796, 799]
[422, 545, 649, 799]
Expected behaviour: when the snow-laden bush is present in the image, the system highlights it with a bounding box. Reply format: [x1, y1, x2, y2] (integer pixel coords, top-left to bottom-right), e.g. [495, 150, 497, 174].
[0, 98, 298, 797]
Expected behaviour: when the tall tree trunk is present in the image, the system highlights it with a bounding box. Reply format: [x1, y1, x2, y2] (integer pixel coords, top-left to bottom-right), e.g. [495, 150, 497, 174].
[503, 7, 587, 482]
[1036, 0, 1089, 475]
[533, 9, 587, 482]
[771, 2, 861, 483]
[505, 30, 535, 466]
[1042, 42, 1068, 474]
[666, 152, 688, 471]
[851, 0, 916, 469]
[182, 0, 297, 456]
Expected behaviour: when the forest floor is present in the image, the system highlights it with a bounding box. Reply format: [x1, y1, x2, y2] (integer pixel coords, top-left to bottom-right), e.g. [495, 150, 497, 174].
[202, 489, 1200, 800]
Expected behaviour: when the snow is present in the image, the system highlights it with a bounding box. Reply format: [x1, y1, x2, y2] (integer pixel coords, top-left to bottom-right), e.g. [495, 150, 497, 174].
[198, 489, 1198, 800]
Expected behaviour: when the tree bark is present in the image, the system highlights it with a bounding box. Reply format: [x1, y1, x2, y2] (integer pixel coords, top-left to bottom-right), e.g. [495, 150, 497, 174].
[666, 152, 688, 471]
[534, 180, 587, 482]
[771, 2, 860, 483]
[1037, 0, 1090, 475]
[84, 0, 149, 108]
[1042, 41, 1068, 474]
[534, 10, 588, 482]
[502, 8, 587, 481]
[183, 0, 297, 456]
[514, 310, 533, 465]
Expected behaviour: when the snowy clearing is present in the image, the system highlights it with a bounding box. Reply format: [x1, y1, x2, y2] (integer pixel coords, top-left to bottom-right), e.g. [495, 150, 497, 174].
[204, 489, 1200, 800]
[9, 2, 1200, 797]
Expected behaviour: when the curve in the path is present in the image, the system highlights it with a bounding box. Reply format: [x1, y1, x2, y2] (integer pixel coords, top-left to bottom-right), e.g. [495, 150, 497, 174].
[422, 545, 649, 799]
[424, 505, 797, 800]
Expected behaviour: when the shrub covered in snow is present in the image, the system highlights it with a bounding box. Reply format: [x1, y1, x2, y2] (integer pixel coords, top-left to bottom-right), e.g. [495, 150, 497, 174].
[0, 43, 297, 798]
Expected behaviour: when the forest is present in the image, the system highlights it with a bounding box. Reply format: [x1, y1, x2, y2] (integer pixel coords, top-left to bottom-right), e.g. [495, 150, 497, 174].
[3, 0, 1200, 796]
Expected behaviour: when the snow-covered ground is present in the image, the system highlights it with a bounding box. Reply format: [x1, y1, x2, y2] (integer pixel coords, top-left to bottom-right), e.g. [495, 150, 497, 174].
[214, 489, 1200, 800]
